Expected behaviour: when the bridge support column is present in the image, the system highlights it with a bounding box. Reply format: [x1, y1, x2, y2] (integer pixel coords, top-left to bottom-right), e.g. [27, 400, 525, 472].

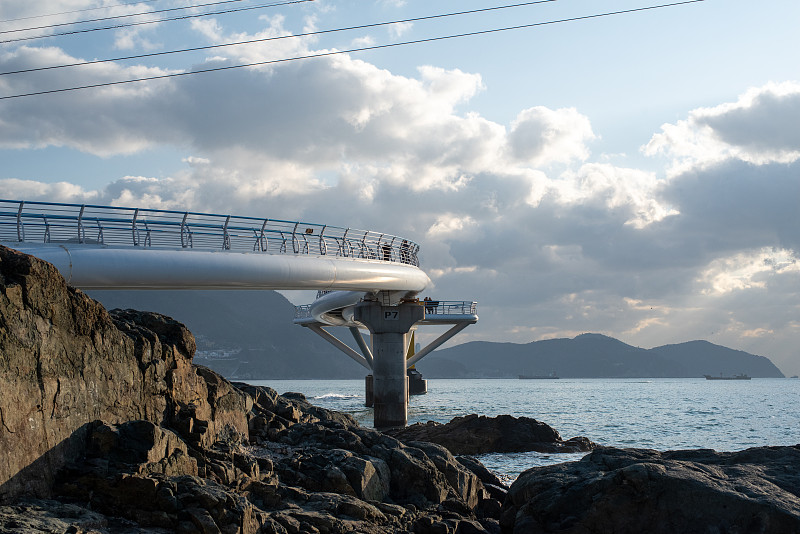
[354, 300, 423, 429]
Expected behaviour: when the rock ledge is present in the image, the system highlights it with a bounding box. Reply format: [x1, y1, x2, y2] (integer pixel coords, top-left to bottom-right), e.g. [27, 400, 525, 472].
[386, 414, 595, 455]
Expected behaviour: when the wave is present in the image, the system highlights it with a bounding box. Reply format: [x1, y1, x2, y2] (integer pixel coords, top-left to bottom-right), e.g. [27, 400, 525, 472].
[313, 393, 363, 400]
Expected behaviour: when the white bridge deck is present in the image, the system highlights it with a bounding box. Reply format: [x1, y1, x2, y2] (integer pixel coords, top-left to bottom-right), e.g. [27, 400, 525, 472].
[1, 199, 478, 425]
[0, 199, 476, 336]
[0, 199, 429, 294]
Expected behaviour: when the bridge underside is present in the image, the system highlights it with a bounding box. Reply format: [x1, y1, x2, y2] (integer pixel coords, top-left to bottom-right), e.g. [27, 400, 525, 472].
[7, 244, 430, 293]
[295, 292, 478, 429]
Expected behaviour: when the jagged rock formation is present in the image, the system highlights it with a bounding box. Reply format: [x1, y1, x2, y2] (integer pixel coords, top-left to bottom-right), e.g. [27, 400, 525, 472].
[88, 289, 367, 380]
[502, 446, 800, 533]
[0, 245, 502, 533]
[4, 244, 799, 534]
[386, 414, 595, 455]
[0, 245, 248, 500]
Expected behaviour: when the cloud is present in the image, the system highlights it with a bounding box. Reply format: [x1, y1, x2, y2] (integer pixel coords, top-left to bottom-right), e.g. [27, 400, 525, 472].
[644, 81, 800, 174]
[426, 214, 477, 239]
[388, 22, 413, 39]
[696, 248, 799, 296]
[1, 11, 800, 374]
[0, 1, 162, 50]
[0, 46, 177, 155]
[0, 178, 97, 201]
[659, 159, 800, 254]
[507, 106, 594, 165]
[548, 163, 676, 229]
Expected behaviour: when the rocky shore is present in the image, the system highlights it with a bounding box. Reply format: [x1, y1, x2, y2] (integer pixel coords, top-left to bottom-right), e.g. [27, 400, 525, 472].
[385, 415, 595, 455]
[2, 244, 800, 533]
[504, 445, 800, 533]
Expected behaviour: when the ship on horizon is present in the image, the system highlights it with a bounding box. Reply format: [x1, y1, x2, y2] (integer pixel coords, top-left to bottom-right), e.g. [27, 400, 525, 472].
[519, 372, 559, 379]
[703, 373, 751, 380]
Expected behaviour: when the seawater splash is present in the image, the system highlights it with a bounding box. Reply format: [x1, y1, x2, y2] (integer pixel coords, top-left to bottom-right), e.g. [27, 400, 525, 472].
[313, 393, 363, 400]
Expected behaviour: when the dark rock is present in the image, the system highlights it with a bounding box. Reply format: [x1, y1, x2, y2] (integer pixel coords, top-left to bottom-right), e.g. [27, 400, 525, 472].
[0, 246, 496, 533]
[481, 484, 507, 502]
[503, 445, 800, 533]
[14, 243, 798, 534]
[475, 496, 502, 520]
[386, 414, 596, 455]
[454, 519, 490, 533]
[84, 420, 198, 477]
[477, 518, 501, 534]
[409, 441, 486, 509]
[0, 245, 249, 501]
[0, 499, 111, 534]
[455, 456, 507, 489]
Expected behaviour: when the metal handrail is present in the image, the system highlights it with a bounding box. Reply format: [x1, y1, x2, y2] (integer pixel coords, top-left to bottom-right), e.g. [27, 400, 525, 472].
[0, 199, 420, 267]
[294, 299, 478, 321]
[422, 300, 478, 315]
[294, 304, 313, 319]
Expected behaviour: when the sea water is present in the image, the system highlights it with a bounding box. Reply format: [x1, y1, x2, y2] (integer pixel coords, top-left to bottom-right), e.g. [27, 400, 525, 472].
[245, 378, 800, 483]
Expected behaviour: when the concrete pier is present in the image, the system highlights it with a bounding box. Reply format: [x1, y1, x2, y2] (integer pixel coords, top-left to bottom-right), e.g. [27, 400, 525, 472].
[354, 300, 423, 429]
[408, 368, 428, 395]
[296, 296, 477, 429]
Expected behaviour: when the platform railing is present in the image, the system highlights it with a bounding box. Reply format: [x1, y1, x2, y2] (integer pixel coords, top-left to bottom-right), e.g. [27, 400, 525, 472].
[422, 300, 478, 315]
[0, 199, 420, 266]
[294, 304, 313, 319]
[294, 300, 478, 320]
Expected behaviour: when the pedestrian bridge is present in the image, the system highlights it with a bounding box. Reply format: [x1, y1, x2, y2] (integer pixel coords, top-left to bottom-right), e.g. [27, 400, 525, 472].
[0, 199, 429, 293]
[0, 199, 477, 428]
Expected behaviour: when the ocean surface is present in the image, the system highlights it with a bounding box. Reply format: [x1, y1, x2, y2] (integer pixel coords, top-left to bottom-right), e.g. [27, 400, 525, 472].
[245, 378, 800, 483]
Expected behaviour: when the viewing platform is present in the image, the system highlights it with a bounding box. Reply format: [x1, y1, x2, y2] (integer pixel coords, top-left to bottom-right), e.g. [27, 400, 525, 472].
[1, 199, 477, 429]
[0, 199, 428, 293]
[294, 298, 478, 326]
[0, 199, 420, 265]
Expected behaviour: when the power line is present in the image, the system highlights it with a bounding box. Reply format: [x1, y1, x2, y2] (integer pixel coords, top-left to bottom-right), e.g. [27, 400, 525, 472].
[1, 0, 172, 25]
[0, 1, 560, 77]
[1, 0, 249, 35]
[0, 0, 706, 101]
[0, 0, 312, 45]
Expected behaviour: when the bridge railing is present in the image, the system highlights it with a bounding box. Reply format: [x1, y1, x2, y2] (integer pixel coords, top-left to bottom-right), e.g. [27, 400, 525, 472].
[422, 300, 478, 315]
[294, 300, 478, 320]
[294, 304, 313, 319]
[0, 199, 420, 266]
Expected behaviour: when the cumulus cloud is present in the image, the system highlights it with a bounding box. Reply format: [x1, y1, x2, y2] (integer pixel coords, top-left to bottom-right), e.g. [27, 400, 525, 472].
[696, 248, 799, 296]
[0, 1, 161, 50]
[0, 178, 97, 202]
[0, 46, 178, 155]
[1, 9, 799, 374]
[547, 163, 676, 229]
[644, 81, 800, 174]
[426, 213, 477, 239]
[507, 106, 594, 165]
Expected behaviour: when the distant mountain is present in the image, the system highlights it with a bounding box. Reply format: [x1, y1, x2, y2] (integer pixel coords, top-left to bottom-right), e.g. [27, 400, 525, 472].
[88, 290, 365, 380]
[416, 333, 784, 378]
[87, 292, 785, 380]
[647, 340, 782, 378]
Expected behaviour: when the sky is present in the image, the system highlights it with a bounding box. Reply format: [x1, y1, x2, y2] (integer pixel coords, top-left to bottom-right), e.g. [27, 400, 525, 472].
[1, 0, 799, 375]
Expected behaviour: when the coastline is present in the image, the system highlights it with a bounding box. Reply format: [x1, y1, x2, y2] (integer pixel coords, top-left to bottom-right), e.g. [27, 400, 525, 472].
[3, 245, 800, 533]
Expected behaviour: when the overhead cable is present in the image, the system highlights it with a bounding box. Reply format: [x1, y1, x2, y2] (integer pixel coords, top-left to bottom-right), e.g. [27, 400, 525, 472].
[1, 0, 249, 35]
[0, 0, 313, 45]
[0, 1, 560, 77]
[0, 0, 706, 101]
[0, 0, 165, 24]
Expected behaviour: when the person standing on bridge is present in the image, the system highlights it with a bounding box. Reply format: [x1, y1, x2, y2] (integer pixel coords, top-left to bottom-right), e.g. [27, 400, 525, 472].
[400, 240, 410, 264]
